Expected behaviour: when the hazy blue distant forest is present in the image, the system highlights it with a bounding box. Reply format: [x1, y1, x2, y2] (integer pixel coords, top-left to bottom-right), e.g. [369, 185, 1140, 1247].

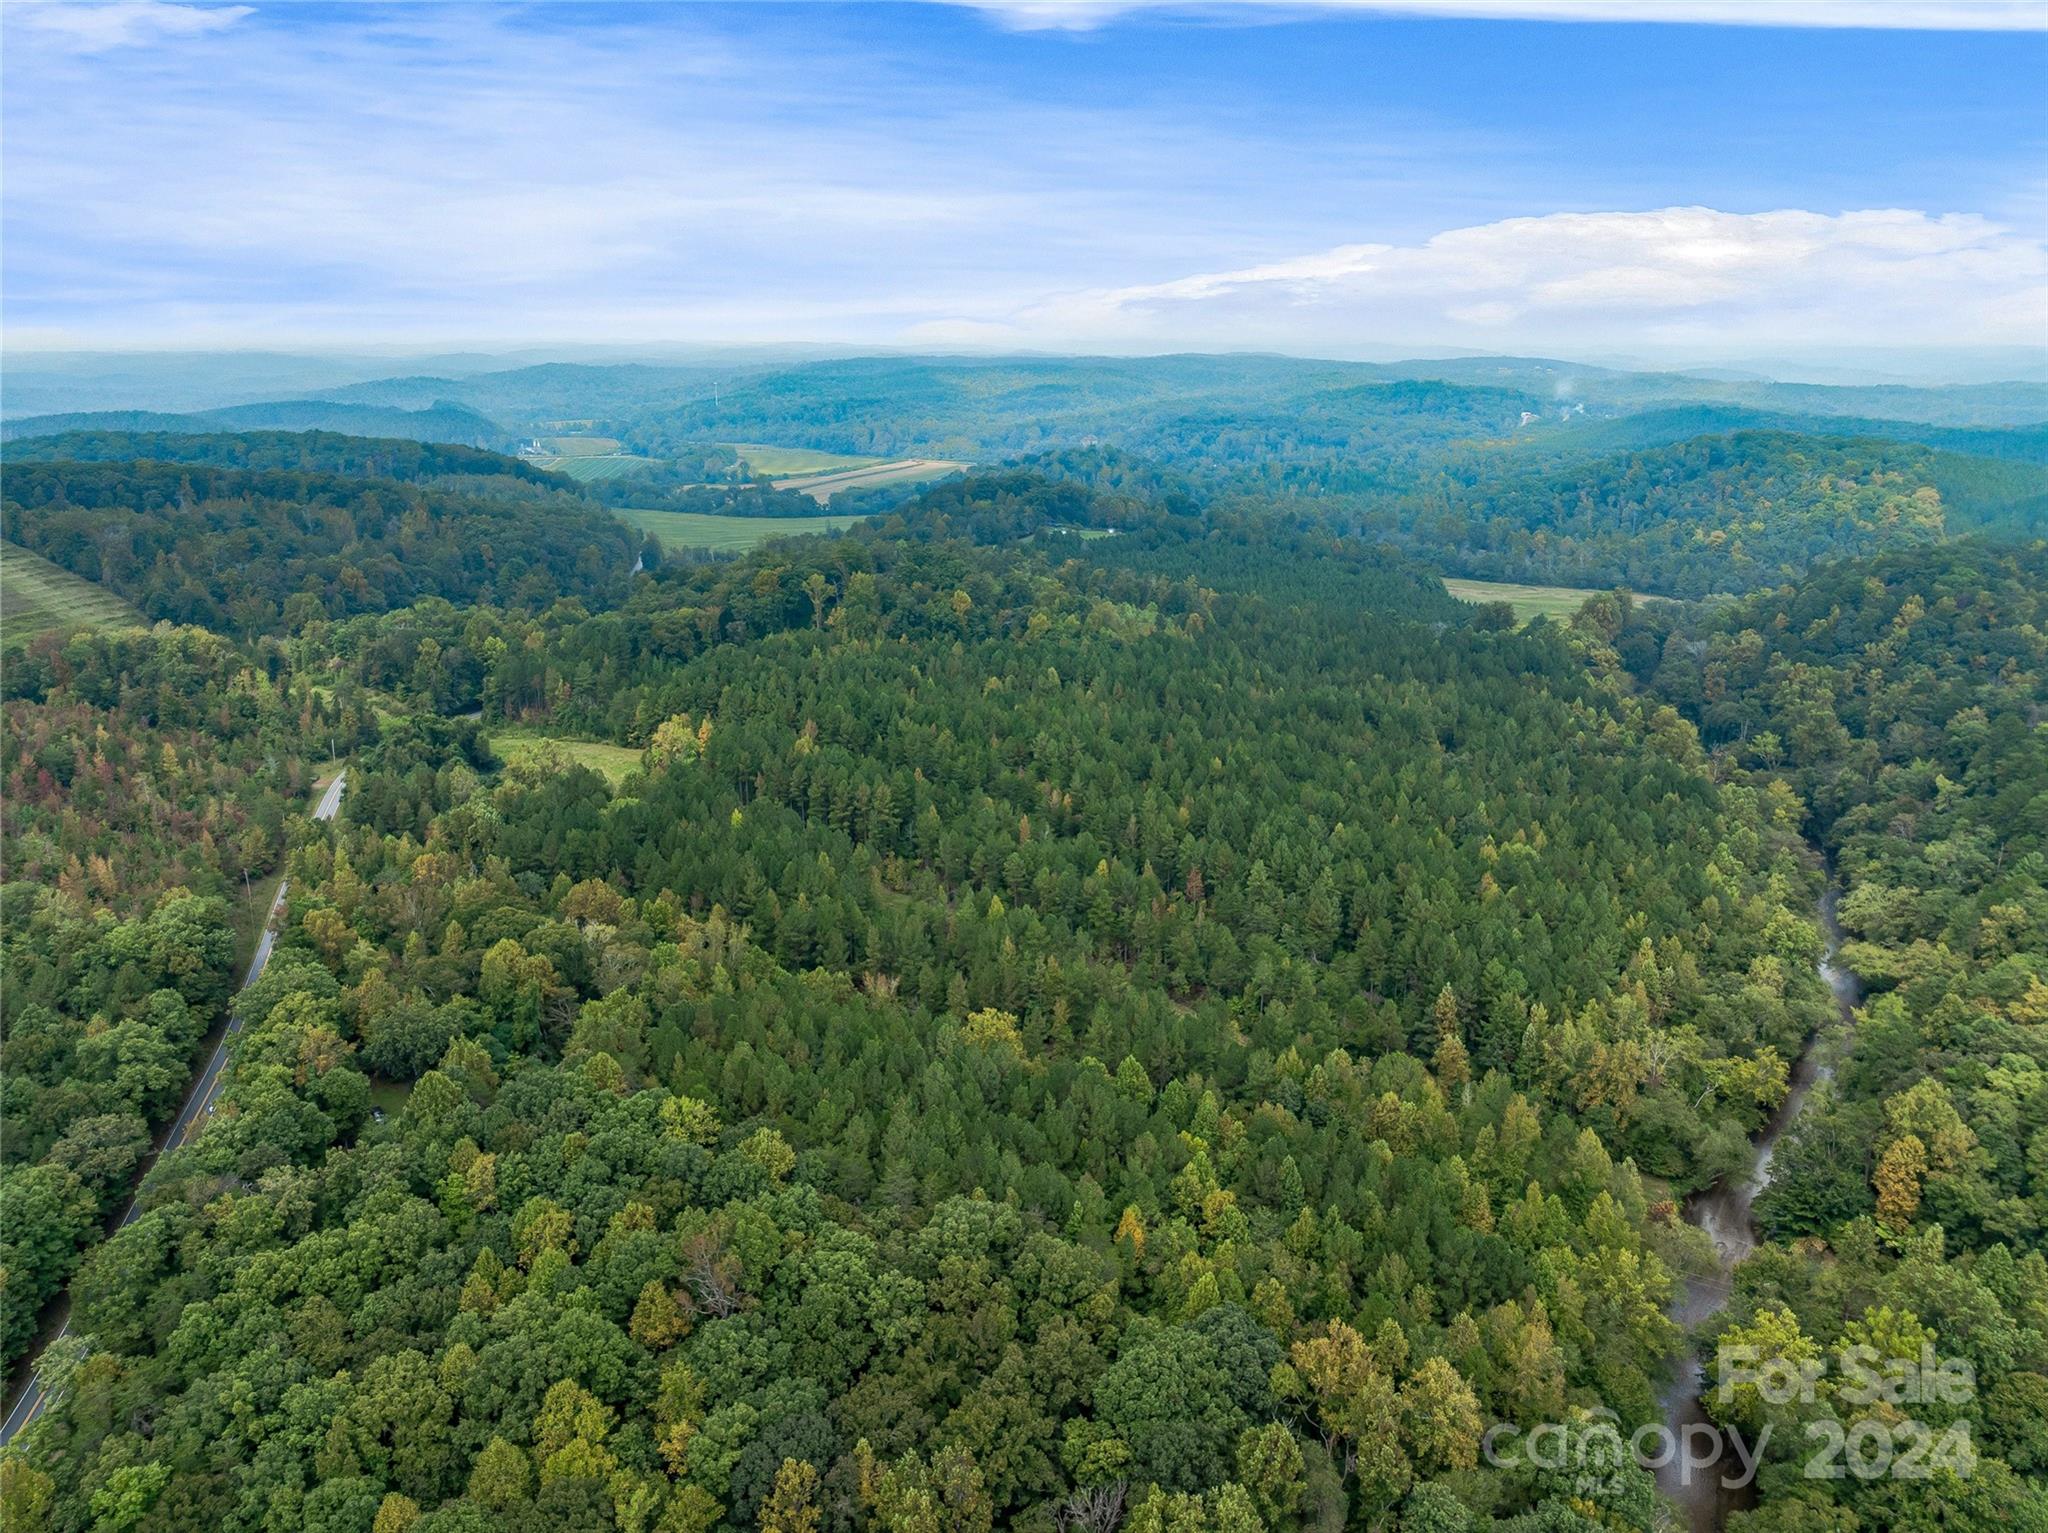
[3, 343, 2046, 1533]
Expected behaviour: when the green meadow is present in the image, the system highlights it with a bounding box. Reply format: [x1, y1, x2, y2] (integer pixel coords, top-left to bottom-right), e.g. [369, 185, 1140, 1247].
[728, 443, 880, 477]
[1442, 576, 1610, 625]
[1, 542, 145, 642]
[488, 726, 643, 786]
[617, 506, 871, 553]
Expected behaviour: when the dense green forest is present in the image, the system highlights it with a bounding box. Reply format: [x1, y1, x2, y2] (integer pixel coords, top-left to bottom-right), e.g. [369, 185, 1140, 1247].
[10, 354, 2042, 597]
[0, 405, 514, 453]
[1631, 543, 2048, 1258]
[555, 359, 2043, 594]
[0, 625, 377, 1374]
[1583, 542, 2048, 1531]
[3, 432, 571, 490]
[585, 483, 833, 520]
[316, 362, 737, 426]
[2, 401, 2043, 1533]
[1, 459, 637, 636]
[1363, 432, 2048, 598]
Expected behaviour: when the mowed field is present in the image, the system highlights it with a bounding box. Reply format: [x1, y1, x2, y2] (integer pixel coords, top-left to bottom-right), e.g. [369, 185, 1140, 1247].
[2, 542, 144, 640]
[538, 454, 659, 482]
[730, 443, 879, 477]
[538, 435, 621, 456]
[617, 506, 872, 553]
[488, 726, 643, 786]
[1442, 576, 1613, 624]
[773, 458, 967, 503]
[1443, 576, 1678, 624]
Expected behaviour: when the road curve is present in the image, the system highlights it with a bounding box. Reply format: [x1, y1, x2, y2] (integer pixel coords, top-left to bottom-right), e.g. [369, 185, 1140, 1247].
[0, 770, 345, 1445]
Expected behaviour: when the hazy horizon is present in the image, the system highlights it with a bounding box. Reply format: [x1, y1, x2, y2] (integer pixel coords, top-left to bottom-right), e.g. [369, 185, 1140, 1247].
[4, 342, 2042, 422]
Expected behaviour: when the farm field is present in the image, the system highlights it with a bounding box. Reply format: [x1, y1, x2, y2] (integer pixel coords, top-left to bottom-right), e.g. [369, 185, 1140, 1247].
[538, 435, 621, 456]
[1441, 576, 1610, 624]
[1, 541, 145, 640]
[773, 457, 967, 502]
[488, 726, 643, 786]
[616, 506, 871, 552]
[536, 454, 658, 482]
[729, 443, 880, 477]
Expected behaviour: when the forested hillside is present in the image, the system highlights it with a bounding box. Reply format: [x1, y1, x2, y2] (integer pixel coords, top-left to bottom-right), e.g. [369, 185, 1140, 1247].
[0, 626, 377, 1375]
[1, 459, 637, 636]
[567, 356, 1413, 461]
[1366, 432, 2048, 598]
[3, 431, 569, 490]
[1521, 405, 2048, 464]
[2, 414, 2043, 1533]
[1366, 360, 2048, 429]
[1603, 543, 2048, 1530]
[317, 362, 737, 425]
[0, 455, 1835, 1533]
[5, 0, 2044, 1499]
[585, 358, 2046, 595]
[1636, 543, 2048, 1252]
[12, 356, 2040, 600]
[0, 403, 514, 452]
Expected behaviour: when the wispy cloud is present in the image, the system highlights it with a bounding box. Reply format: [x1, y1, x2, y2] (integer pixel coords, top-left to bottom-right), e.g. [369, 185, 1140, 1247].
[957, 0, 2048, 31]
[916, 207, 2047, 349]
[2, 4, 2041, 356]
[2, 4, 1455, 342]
[11, 0, 252, 53]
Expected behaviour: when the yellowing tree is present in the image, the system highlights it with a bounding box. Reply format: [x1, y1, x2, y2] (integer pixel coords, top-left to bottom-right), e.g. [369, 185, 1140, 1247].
[760, 1459, 822, 1533]
[1400, 1357, 1483, 1473]
[1875, 1133, 1928, 1231]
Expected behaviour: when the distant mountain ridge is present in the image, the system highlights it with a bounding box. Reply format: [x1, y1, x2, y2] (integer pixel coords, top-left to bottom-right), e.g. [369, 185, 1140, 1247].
[2, 428, 564, 488]
[1518, 404, 2048, 463]
[0, 399, 514, 451]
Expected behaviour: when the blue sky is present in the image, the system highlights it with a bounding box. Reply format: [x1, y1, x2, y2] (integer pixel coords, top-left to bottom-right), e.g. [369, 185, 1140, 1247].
[2, 1, 2043, 360]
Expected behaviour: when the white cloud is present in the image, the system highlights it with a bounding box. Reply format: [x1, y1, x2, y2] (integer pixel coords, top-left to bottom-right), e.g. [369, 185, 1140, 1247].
[959, 0, 2047, 30]
[975, 207, 2048, 349]
[11, 0, 252, 52]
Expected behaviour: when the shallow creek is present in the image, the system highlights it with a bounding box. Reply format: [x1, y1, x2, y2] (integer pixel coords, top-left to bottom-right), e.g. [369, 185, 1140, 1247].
[1652, 887, 1861, 1531]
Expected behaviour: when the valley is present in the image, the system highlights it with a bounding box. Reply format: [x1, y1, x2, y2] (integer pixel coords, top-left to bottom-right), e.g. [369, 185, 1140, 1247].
[4, 4, 2041, 1527]
[3, 391, 2039, 1533]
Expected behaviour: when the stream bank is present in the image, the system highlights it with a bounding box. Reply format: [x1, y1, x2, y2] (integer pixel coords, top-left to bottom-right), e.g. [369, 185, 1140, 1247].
[1651, 886, 1862, 1532]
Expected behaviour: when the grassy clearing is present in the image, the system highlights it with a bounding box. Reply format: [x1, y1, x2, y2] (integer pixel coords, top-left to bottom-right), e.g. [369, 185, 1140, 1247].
[729, 443, 880, 477]
[1442, 577, 1612, 625]
[775, 458, 967, 503]
[539, 454, 658, 482]
[1, 542, 144, 641]
[490, 726, 643, 786]
[368, 1080, 415, 1117]
[539, 435, 621, 456]
[617, 506, 871, 553]
[1444, 576, 1676, 625]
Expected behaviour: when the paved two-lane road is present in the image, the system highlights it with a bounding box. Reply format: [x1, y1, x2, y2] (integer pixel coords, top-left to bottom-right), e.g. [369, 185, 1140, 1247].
[0, 770, 345, 1444]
